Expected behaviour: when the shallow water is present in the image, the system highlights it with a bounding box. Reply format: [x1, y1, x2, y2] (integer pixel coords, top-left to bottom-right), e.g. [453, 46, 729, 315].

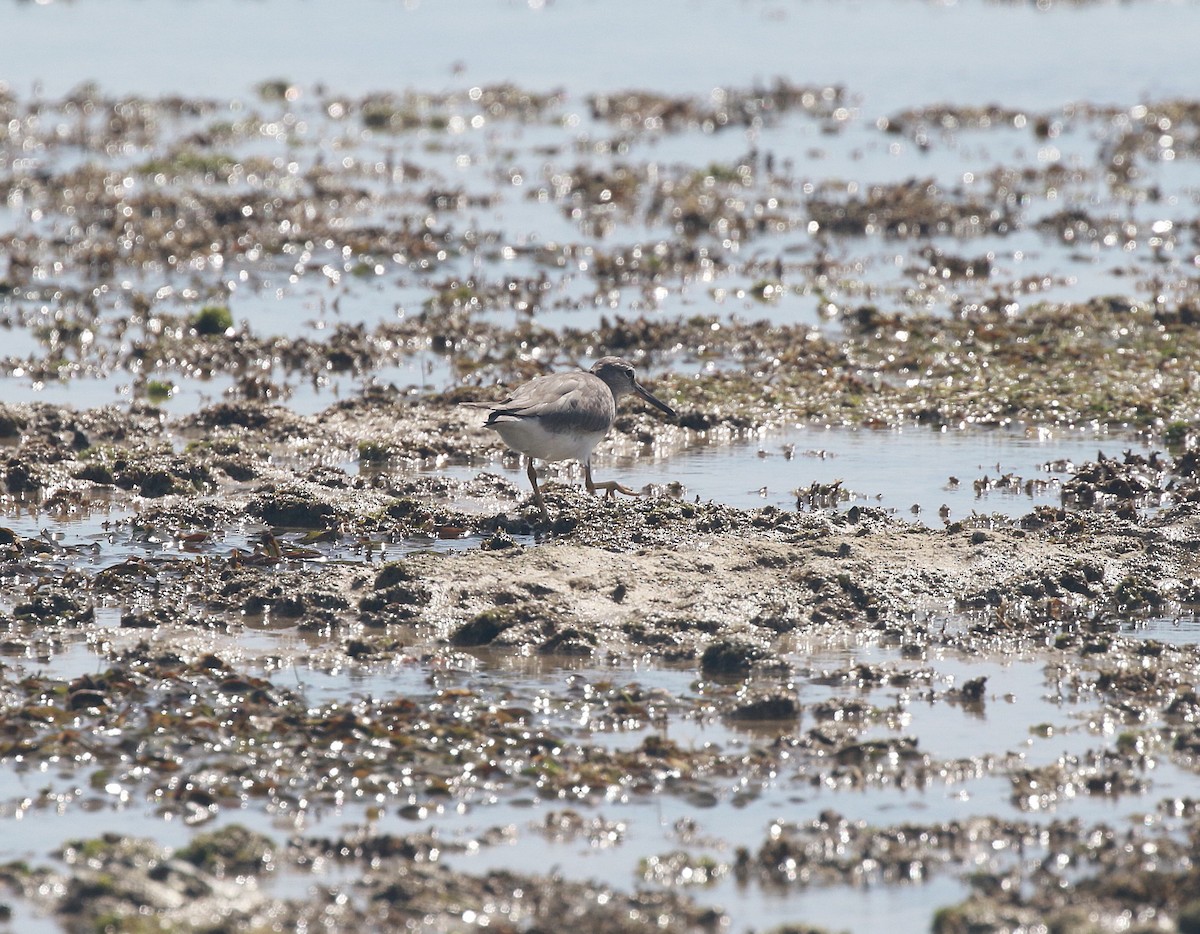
[1117, 614, 1200, 646]
[462, 423, 1152, 521]
[8, 0, 1200, 110]
[3, 633, 1193, 932]
[4, 0, 1200, 929]
[0, 495, 529, 587]
[1, 423, 1140, 583]
[49, 356, 442, 417]
[4, 5, 1199, 384]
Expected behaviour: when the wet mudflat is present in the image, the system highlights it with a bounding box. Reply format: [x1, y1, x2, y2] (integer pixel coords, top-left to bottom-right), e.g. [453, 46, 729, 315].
[5, 1, 1200, 931]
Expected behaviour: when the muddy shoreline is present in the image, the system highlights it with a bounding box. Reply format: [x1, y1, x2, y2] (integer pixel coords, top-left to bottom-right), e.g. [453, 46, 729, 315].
[4, 72, 1200, 932]
[5, 391, 1200, 930]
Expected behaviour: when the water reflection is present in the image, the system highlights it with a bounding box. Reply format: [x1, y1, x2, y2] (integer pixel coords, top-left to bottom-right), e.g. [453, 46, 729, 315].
[455, 423, 1152, 522]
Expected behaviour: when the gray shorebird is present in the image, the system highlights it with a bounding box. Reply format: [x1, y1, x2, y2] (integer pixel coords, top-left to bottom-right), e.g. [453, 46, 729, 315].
[470, 357, 676, 521]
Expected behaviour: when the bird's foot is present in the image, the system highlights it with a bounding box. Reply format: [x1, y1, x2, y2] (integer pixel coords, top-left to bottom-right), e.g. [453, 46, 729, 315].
[587, 479, 640, 500]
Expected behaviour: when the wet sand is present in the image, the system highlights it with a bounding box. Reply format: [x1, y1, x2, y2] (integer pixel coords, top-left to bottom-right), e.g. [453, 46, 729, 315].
[4, 30, 1200, 933]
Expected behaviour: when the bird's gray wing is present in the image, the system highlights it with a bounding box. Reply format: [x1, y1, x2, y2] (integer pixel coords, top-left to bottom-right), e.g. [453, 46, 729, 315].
[485, 373, 612, 434]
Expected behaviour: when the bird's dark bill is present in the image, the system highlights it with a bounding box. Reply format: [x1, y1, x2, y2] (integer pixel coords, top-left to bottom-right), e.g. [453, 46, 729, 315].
[634, 382, 676, 418]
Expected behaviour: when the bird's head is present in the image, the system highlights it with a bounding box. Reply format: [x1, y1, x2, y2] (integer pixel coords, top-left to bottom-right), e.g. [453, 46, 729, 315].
[590, 357, 676, 417]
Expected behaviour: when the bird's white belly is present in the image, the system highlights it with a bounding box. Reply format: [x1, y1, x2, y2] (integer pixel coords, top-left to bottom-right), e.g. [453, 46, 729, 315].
[489, 419, 606, 463]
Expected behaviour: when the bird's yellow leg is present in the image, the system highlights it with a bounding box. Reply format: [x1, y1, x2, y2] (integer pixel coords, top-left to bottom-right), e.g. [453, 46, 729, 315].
[584, 461, 639, 499]
[527, 457, 550, 521]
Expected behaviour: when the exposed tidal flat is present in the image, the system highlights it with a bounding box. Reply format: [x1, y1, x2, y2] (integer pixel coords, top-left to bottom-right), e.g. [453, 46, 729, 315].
[4, 1, 1200, 931]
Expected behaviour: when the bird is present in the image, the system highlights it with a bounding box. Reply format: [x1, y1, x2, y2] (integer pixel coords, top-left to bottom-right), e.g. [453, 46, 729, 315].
[469, 357, 676, 521]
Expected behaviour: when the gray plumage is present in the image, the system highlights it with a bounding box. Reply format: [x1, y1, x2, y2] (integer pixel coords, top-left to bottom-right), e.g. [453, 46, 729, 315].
[469, 356, 676, 520]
